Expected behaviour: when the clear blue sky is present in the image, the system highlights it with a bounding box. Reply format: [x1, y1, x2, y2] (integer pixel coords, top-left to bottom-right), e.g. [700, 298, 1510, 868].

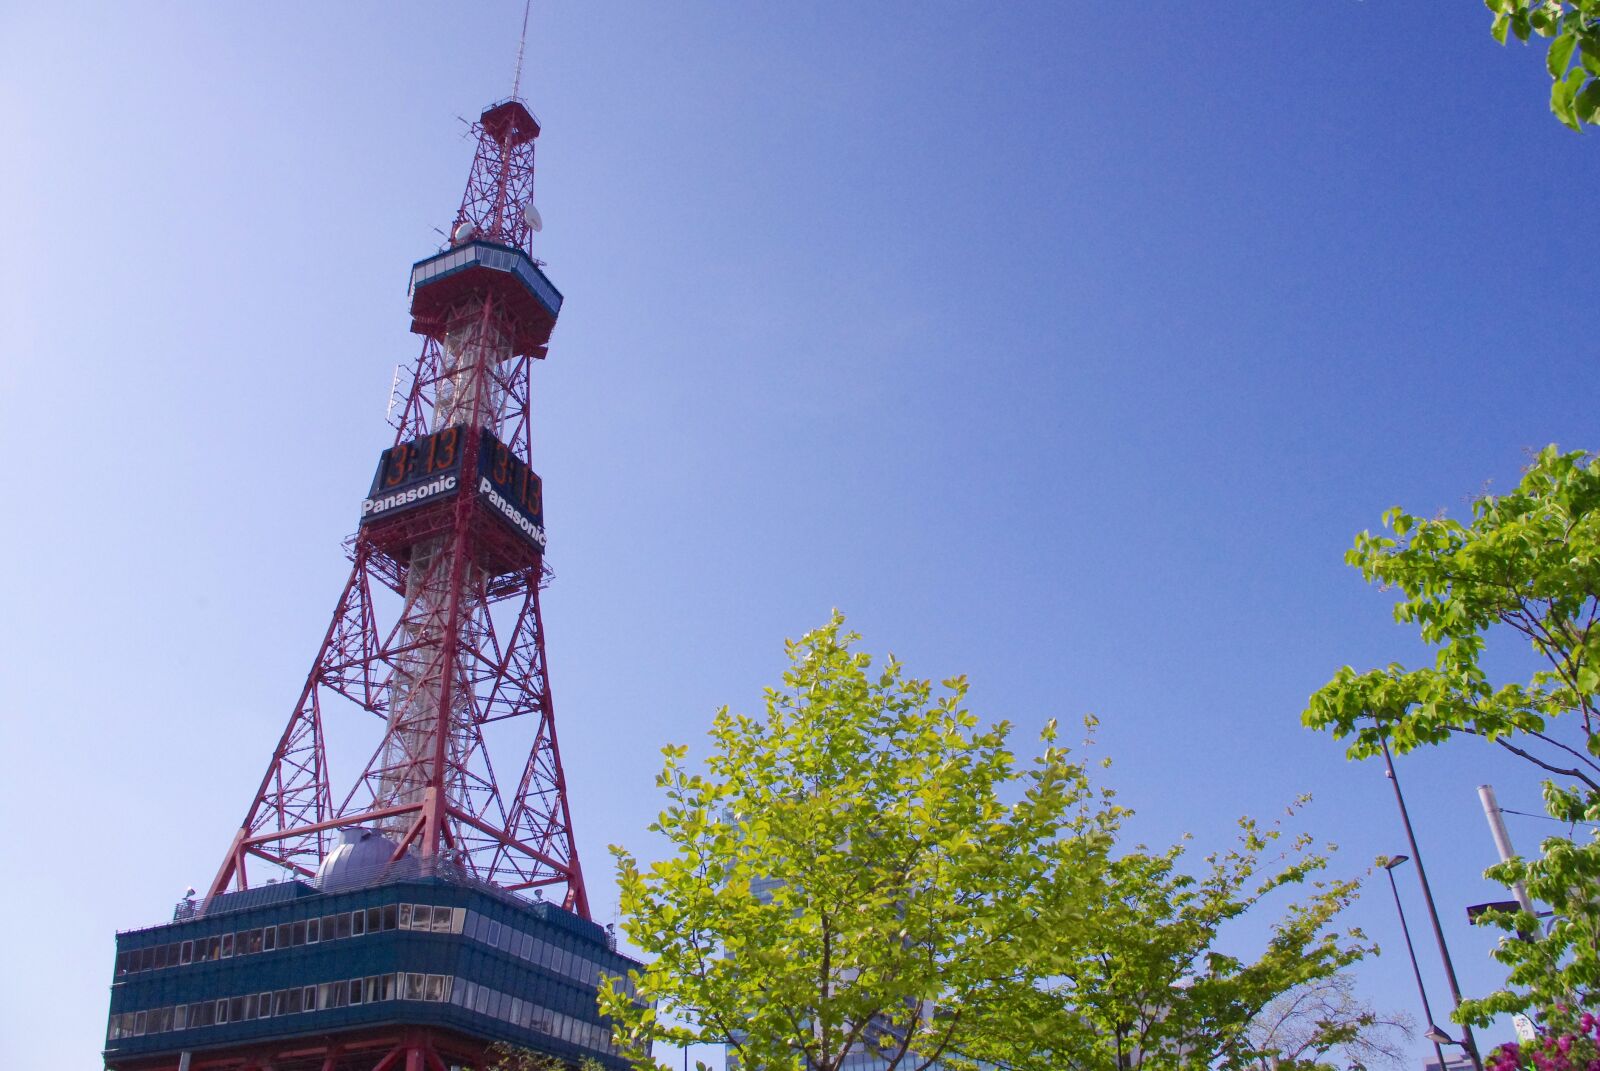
[0, 3, 1593, 1067]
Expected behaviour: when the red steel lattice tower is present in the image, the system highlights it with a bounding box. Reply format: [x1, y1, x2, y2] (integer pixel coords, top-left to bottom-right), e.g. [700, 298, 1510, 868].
[206, 92, 588, 919]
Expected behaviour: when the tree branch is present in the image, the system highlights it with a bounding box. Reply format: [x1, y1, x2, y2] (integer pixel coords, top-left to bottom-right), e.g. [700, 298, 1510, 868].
[1450, 726, 1600, 793]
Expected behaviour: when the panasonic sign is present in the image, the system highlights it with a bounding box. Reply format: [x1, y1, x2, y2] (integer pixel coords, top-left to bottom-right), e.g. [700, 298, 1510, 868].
[478, 477, 547, 550]
[362, 473, 459, 518]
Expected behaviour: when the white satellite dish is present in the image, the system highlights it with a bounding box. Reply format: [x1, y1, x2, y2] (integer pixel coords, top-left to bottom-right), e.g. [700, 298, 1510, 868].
[524, 203, 543, 232]
[453, 220, 477, 242]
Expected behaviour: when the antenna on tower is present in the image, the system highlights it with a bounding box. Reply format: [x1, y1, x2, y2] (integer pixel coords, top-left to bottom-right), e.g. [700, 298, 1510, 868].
[510, 0, 533, 101]
[385, 363, 404, 426]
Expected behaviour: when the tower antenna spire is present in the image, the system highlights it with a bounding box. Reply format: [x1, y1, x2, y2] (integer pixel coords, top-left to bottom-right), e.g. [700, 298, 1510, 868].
[511, 0, 533, 100]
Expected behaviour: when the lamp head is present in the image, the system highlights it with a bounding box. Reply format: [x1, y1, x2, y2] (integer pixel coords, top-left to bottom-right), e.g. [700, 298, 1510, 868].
[1381, 854, 1410, 870]
[1466, 899, 1523, 923]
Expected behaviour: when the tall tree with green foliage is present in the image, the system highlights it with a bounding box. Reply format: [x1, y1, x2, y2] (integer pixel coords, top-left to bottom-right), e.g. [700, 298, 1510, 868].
[602, 615, 1371, 1071]
[990, 804, 1373, 1071]
[1304, 446, 1600, 1023]
[1484, 0, 1600, 130]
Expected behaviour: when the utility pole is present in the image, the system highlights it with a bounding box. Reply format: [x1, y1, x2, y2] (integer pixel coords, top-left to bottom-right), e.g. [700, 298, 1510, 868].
[1478, 784, 1535, 915]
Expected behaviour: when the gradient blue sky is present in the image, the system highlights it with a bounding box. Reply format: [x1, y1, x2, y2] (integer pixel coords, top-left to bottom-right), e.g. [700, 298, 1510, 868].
[1, 3, 1594, 1067]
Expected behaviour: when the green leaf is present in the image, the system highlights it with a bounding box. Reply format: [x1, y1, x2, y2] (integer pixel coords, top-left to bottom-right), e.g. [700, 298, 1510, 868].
[1575, 77, 1600, 123]
[1549, 30, 1579, 77]
[1514, 8, 1534, 40]
[1495, 12, 1513, 43]
[1553, 65, 1587, 129]
[1582, 36, 1600, 76]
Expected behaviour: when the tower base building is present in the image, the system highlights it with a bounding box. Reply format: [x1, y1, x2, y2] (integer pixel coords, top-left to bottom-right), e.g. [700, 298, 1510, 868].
[106, 863, 635, 1070]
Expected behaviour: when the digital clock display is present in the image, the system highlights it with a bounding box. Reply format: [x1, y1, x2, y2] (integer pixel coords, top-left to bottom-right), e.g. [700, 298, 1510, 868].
[360, 426, 546, 554]
[477, 434, 544, 549]
[367, 426, 465, 497]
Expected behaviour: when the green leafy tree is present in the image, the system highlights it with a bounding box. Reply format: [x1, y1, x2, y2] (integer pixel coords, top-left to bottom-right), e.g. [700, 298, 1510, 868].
[1303, 446, 1600, 1022]
[602, 615, 1371, 1071]
[1484, 0, 1600, 130]
[992, 806, 1372, 1071]
[482, 1042, 607, 1071]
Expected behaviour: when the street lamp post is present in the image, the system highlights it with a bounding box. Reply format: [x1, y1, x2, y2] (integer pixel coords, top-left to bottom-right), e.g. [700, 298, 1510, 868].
[1382, 854, 1448, 1071]
[1381, 738, 1483, 1071]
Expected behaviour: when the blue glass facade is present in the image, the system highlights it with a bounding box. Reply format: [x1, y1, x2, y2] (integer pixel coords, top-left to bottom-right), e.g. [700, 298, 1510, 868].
[104, 877, 638, 1068]
[410, 240, 564, 319]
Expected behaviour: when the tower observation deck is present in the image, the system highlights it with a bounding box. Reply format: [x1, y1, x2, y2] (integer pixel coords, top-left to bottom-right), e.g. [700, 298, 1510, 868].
[103, 92, 636, 1071]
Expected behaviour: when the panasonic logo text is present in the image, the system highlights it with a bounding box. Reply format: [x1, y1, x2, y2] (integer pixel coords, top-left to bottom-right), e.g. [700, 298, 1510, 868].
[479, 477, 547, 549]
[361, 474, 458, 517]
